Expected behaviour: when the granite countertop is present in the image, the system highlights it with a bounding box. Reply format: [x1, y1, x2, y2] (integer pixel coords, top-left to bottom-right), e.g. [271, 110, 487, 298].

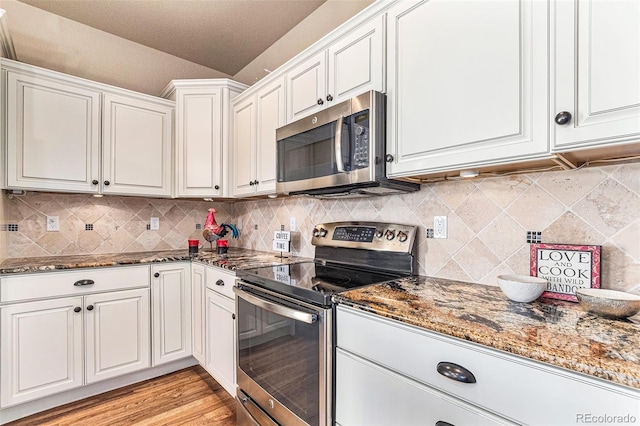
[335, 276, 640, 391]
[0, 247, 308, 275]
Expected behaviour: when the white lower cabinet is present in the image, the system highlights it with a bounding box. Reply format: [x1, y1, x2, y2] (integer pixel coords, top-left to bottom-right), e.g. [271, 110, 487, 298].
[151, 263, 191, 366]
[336, 349, 508, 426]
[205, 289, 236, 396]
[194, 264, 237, 397]
[336, 305, 640, 426]
[84, 288, 150, 384]
[191, 263, 206, 364]
[0, 267, 151, 408]
[0, 297, 84, 407]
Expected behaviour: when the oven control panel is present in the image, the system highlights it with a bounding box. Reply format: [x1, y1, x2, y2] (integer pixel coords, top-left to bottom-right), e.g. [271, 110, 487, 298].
[312, 221, 417, 253]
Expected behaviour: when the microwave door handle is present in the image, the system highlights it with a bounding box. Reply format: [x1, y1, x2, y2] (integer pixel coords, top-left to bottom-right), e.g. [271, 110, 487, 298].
[233, 287, 318, 324]
[334, 115, 346, 173]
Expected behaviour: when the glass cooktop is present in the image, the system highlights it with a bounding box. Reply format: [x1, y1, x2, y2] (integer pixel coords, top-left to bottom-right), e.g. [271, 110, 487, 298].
[236, 260, 405, 307]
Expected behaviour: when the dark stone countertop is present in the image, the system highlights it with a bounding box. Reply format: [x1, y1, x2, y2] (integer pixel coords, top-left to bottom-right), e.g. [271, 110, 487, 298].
[335, 276, 640, 391]
[0, 248, 308, 275]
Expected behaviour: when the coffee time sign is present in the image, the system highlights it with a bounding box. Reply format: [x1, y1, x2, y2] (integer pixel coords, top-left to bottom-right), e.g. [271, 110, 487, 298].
[530, 243, 601, 302]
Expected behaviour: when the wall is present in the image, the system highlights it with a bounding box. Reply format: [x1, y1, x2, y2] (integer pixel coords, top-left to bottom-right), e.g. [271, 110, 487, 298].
[2, 193, 234, 256]
[233, 163, 640, 292]
[232, 0, 373, 85]
[0, 0, 230, 96]
[2, 165, 639, 292]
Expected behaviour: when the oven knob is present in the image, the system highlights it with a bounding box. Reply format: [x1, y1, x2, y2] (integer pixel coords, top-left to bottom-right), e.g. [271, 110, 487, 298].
[397, 231, 408, 242]
[319, 228, 328, 237]
[313, 228, 320, 237]
[375, 229, 384, 238]
[385, 230, 396, 240]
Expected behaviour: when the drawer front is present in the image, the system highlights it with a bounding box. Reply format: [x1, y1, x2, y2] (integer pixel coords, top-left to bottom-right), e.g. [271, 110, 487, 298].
[336, 348, 511, 426]
[1, 266, 150, 303]
[205, 266, 236, 299]
[337, 306, 640, 425]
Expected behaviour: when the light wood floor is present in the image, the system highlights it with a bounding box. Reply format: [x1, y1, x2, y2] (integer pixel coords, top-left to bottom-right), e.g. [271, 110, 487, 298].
[6, 366, 236, 426]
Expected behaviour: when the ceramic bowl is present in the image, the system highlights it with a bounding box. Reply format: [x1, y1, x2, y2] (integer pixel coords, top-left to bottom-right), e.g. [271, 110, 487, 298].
[497, 275, 547, 303]
[575, 288, 640, 319]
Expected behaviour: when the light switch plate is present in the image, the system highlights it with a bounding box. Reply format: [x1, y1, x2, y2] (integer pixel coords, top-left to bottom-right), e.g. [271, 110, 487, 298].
[46, 216, 59, 232]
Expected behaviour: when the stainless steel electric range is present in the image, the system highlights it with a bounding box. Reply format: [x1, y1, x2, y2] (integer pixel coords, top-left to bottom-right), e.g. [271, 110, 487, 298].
[233, 221, 418, 426]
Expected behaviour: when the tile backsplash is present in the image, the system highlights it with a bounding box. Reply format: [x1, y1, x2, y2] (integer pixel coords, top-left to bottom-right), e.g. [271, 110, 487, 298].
[2, 163, 639, 291]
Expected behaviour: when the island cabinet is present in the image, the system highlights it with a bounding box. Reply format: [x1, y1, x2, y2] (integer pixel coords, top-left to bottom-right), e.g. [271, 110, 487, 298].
[550, 0, 640, 157]
[2, 59, 174, 197]
[285, 15, 384, 123]
[162, 79, 247, 198]
[231, 77, 285, 197]
[0, 266, 151, 408]
[150, 263, 191, 366]
[203, 266, 237, 396]
[336, 305, 640, 426]
[385, 0, 550, 179]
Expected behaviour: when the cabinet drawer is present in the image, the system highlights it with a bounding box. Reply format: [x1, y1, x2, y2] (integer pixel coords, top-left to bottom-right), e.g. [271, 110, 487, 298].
[1, 266, 150, 303]
[205, 266, 236, 299]
[337, 306, 640, 425]
[336, 348, 511, 426]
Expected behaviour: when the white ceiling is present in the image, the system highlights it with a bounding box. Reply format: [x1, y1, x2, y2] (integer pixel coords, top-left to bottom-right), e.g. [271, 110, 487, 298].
[17, 0, 327, 76]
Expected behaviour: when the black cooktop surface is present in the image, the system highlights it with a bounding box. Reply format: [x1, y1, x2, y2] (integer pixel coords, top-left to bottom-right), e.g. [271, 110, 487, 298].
[236, 260, 405, 306]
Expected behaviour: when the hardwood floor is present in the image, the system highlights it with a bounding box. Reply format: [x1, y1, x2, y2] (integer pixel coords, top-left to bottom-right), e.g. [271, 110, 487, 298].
[6, 366, 236, 426]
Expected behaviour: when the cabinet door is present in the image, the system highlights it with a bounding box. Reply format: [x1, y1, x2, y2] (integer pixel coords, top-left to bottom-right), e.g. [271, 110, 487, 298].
[336, 349, 510, 426]
[85, 288, 150, 384]
[255, 77, 285, 195]
[205, 290, 236, 396]
[191, 263, 206, 364]
[551, 0, 640, 150]
[151, 263, 191, 366]
[232, 95, 257, 196]
[327, 15, 384, 104]
[5, 71, 100, 193]
[175, 88, 224, 197]
[386, 0, 549, 177]
[102, 93, 173, 197]
[0, 297, 84, 407]
[286, 51, 327, 122]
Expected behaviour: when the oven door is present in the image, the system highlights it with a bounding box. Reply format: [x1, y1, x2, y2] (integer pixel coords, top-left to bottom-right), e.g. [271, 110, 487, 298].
[234, 282, 332, 426]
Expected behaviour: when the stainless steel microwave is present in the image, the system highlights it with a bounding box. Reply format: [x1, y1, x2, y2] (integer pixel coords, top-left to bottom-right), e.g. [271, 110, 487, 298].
[276, 91, 419, 197]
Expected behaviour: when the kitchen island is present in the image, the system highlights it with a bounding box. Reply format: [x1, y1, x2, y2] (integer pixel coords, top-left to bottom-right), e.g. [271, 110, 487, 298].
[335, 276, 640, 390]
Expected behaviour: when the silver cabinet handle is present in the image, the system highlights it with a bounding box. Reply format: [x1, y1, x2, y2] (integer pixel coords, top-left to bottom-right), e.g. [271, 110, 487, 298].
[334, 114, 345, 173]
[74, 279, 95, 286]
[233, 287, 317, 324]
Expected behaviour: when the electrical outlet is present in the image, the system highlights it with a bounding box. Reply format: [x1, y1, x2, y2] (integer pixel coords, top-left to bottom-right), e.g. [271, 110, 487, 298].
[290, 217, 297, 232]
[150, 217, 160, 230]
[46, 216, 59, 232]
[237, 217, 243, 229]
[434, 216, 447, 239]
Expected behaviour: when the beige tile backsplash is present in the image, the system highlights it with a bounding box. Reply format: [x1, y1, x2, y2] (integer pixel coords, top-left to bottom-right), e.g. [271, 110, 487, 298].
[2, 163, 639, 291]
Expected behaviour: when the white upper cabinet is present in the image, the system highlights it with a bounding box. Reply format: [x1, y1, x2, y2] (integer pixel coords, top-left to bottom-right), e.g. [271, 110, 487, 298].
[163, 80, 247, 198]
[2, 59, 175, 197]
[102, 93, 173, 197]
[4, 69, 101, 193]
[550, 0, 640, 152]
[386, 0, 550, 178]
[286, 16, 384, 123]
[232, 77, 285, 197]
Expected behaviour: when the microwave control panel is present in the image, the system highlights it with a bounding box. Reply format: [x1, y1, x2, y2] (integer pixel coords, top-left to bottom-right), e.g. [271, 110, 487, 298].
[352, 110, 370, 169]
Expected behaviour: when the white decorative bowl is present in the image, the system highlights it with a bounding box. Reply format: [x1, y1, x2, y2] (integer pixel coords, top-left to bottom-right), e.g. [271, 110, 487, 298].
[497, 275, 547, 303]
[575, 288, 640, 319]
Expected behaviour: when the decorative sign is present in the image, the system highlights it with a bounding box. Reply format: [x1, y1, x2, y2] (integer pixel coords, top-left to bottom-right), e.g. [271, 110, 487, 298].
[273, 231, 291, 253]
[530, 243, 601, 302]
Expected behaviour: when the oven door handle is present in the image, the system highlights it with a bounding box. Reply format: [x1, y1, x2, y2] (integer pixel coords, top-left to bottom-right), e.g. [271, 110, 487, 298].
[334, 115, 346, 173]
[234, 287, 318, 324]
